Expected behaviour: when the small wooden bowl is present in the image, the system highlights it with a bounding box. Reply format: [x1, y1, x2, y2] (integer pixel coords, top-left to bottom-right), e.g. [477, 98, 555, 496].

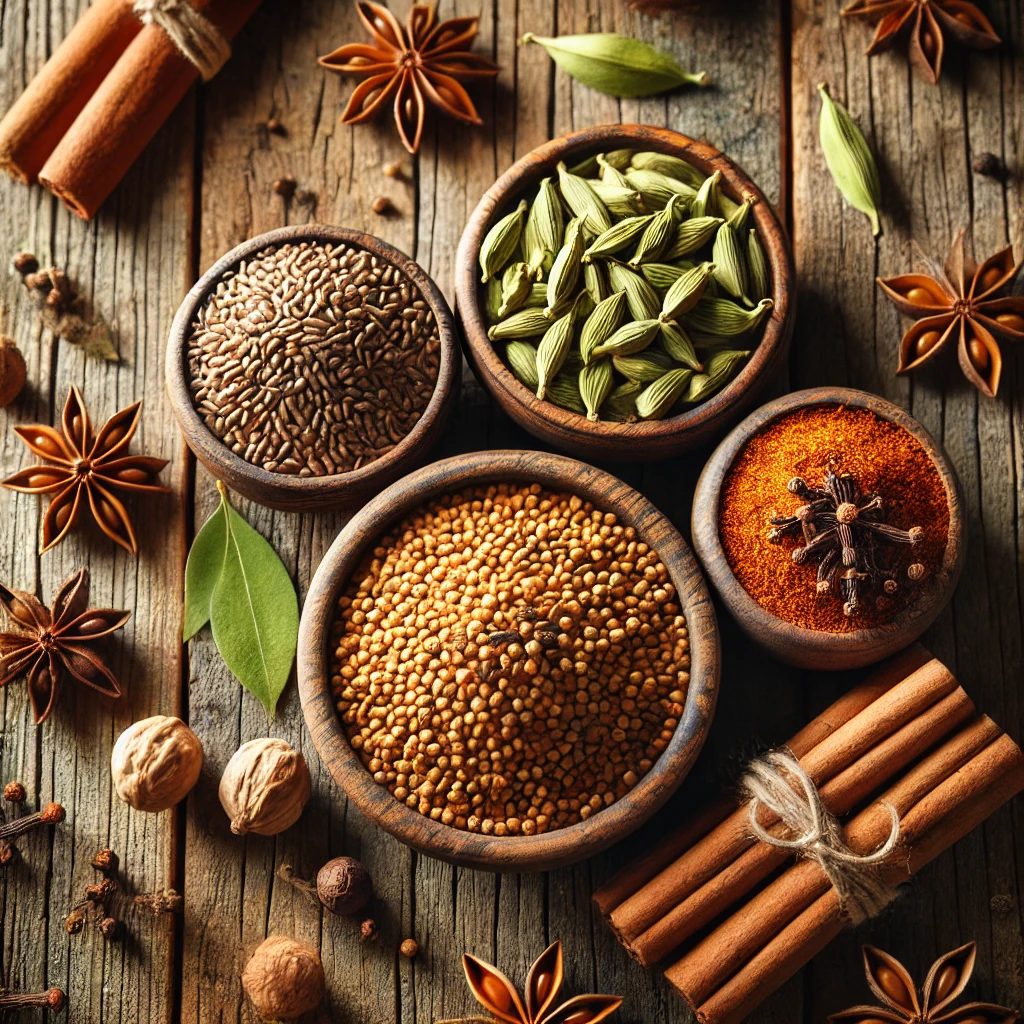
[691, 388, 965, 671]
[166, 224, 460, 512]
[297, 450, 720, 872]
[454, 124, 795, 463]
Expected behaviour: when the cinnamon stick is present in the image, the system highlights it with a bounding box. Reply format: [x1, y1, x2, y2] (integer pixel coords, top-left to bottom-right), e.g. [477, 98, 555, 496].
[605, 656, 956, 956]
[37, 0, 261, 219]
[0, 0, 140, 183]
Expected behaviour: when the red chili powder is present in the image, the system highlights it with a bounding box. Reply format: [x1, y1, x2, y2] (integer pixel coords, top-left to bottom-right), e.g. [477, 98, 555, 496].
[718, 405, 950, 633]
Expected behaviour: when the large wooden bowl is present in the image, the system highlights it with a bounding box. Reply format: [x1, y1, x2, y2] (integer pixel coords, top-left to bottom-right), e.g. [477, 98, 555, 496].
[297, 450, 720, 872]
[691, 388, 965, 671]
[454, 125, 795, 463]
[166, 224, 460, 512]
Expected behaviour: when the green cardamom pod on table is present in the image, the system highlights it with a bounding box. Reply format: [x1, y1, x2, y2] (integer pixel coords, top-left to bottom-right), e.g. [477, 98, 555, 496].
[579, 359, 614, 421]
[691, 170, 721, 218]
[488, 307, 551, 340]
[524, 176, 564, 278]
[580, 289, 628, 363]
[817, 82, 882, 237]
[545, 217, 586, 316]
[629, 194, 682, 267]
[557, 161, 612, 235]
[657, 320, 702, 370]
[607, 263, 661, 320]
[499, 261, 534, 318]
[747, 229, 770, 302]
[536, 296, 584, 399]
[602, 380, 643, 422]
[682, 348, 750, 403]
[629, 151, 706, 190]
[583, 214, 654, 261]
[683, 296, 773, 336]
[625, 168, 697, 209]
[520, 33, 709, 98]
[660, 261, 715, 320]
[664, 216, 724, 260]
[480, 199, 528, 282]
[506, 340, 540, 390]
[636, 367, 694, 419]
[612, 349, 674, 384]
[711, 223, 751, 304]
[591, 318, 662, 360]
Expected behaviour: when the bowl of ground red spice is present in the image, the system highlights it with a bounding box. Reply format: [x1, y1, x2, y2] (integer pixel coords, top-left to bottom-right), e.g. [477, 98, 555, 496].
[296, 449, 720, 871]
[691, 388, 964, 670]
[166, 225, 460, 511]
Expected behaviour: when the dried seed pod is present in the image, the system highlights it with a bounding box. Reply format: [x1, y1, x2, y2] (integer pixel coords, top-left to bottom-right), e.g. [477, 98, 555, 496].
[536, 299, 583, 400]
[523, 177, 564, 278]
[579, 359, 614, 421]
[711, 222, 750, 303]
[683, 296, 773, 337]
[241, 936, 325, 1023]
[636, 368, 694, 419]
[663, 216, 724, 261]
[0, 337, 26, 407]
[691, 170, 722, 218]
[506, 341, 540, 391]
[556, 161, 612, 235]
[629, 151, 705, 189]
[583, 214, 653, 261]
[480, 200, 528, 283]
[579, 290, 628, 364]
[219, 738, 310, 836]
[682, 348, 750, 403]
[588, 180, 643, 217]
[747, 229, 770, 302]
[629, 194, 683, 266]
[499, 262, 534, 318]
[316, 856, 372, 915]
[488, 308, 551, 341]
[607, 263, 660, 320]
[624, 167, 696, 208]
[590, 318, 661, 360]
[660, 262, 715, 321]
[544, 219, 586, 316]
[112, 715, 204, 813]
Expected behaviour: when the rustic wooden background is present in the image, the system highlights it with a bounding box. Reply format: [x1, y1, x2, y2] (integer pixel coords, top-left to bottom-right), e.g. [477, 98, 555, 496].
[0, 0, 1021, 1020]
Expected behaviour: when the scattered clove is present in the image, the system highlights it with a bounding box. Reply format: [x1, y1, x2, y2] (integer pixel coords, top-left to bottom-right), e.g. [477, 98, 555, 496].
[0, 801, 64, 841]
[132, 889, 183, 915]
[360, 918, 378, 942]
[11, 251, 37, 275]
[272, 176, 296, 198]
[0, 988, 66, 1011]
[372, 196, 394, 216]
[265, 118, 286, 135]
[383, 161, 405, 180]
[3, 781, 25, 803]
[972, 152, 1008, 180]
[92, 848, 117, 874]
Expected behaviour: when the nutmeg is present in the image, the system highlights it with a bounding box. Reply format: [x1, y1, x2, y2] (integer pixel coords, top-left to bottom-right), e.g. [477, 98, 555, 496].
[218, 738, 310, 836]
[111, 716, 203, 813]
[316, 856, 372, 916]
[241, 935, 324, 1023]
[0, 337, 26, 407]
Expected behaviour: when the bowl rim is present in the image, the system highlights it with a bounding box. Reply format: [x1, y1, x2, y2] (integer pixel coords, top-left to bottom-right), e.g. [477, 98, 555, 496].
[454, 123, 795, 447]
[165, 223, 460, 500]
[297, 449, 721, 872]
[691, 386, 965, 664]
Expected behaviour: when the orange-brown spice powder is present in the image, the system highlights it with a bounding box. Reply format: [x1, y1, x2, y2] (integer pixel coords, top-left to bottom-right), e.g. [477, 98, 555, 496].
[718, 405, 950, 633]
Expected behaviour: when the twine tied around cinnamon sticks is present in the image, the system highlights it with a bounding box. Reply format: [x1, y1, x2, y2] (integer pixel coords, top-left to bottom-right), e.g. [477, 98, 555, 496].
[741, 749, 901, 923]
[132, 0, 230, 80]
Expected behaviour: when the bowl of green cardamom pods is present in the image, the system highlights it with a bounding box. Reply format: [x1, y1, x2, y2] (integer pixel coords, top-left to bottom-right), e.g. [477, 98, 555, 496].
[454, 124, 795, 462]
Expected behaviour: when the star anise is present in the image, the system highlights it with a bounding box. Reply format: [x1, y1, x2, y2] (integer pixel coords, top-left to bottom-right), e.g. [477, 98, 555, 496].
[1, 385, 170, 554]
[768, 468, 925, 617]
[877, 229, 1024, 398]
[318, 2, 499, 155]
[463, 942, 621, 1024]
[841, 0, 1000, 85]
[0, 568, 129, 724]
[829, 943, 1017, 1024]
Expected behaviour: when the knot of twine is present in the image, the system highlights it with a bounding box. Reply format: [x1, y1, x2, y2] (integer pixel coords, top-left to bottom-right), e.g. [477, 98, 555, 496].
[741, 749, 901, 924]
[133, 0, 230, 81]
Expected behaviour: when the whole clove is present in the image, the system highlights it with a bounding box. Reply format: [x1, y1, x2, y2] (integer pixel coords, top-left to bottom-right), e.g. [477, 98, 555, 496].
[972, 152, 1008, 180]
[0, 988, 66, 1011]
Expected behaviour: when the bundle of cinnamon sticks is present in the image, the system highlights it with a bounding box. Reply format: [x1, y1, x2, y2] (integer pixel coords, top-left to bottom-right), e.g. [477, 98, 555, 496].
[0, 0, 261, 219]
[593, 645, 1024, 1024]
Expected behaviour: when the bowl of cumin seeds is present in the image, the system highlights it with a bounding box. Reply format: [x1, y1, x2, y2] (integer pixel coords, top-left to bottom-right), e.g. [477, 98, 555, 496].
[166, 225, 460, 511]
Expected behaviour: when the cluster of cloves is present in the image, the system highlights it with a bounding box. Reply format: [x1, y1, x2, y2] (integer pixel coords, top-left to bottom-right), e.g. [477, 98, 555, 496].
[0, 782, 65, 864]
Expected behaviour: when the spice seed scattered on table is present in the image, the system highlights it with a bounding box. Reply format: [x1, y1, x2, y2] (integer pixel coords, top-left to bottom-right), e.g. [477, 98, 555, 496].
[187, 241, 441, 476]
[331, 483, 690, 836]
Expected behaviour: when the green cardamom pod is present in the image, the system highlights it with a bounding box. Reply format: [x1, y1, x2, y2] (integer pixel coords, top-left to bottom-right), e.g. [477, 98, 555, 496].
[589, 180, 644, 217]
[683, 296, 772, 336]
[523, 177, 565, 278]
[664, 216, 724, 260]
[499, 261, 534, 318]
[747, 229, 770, 303]
[545, 217, 586, 316]
[657, 320, 701, 370]
[591, 317, 661, 360]
[660, 261, 715, 321]
[607, 263, 660, 320]
[640, 262, 687, 290]
[579, 359, 614, 421]
[636, 367, 694, 419]
[520, 33, 709, 98]
[580, 289, 628, 363]
[691, 170, 721, 218]
[817, 83, 882, 237]
[557, 161, 612, 235]
[711, 223, 750, 305]
[624, 168, 697, 210]
[569, 148, 633, 178]
[628, 193, 682, 267]
[525, 282, 548, 307]
[603, 381, 642, 422]
[485, 276, 502, 323]
[597, 154, 635, 190]
[480, 199, 528, 283]
[536, 297, 583, 399]
[612, 350, 674, 384]
[682, 348, 750, 404]
[629, 151, 706, 190]
[488, 307, 551, 340]
[584, 260, 608, 306]
[583, 214, 653, 261]
[725, 197, 753, 230]
[546, 371, 587, 414]
[506, 340, 540, 390]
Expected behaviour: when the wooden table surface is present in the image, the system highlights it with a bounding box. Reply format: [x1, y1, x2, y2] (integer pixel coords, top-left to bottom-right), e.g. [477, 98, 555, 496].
[0, 0, 1021, 1021]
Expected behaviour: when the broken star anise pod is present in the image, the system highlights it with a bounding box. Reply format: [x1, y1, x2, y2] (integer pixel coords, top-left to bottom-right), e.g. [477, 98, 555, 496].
[0, 568, 129, 724]
[318, 2, 499, 155]
[1, 385, 170, 554]
[841, 0, 1000, 85]
[877, 228, 1024, 398]
[829, 942, 1017, 1024]
[463, 941, 621, 1024]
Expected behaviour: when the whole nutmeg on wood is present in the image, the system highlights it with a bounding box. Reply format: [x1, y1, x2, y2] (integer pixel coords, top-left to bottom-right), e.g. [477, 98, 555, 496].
[317, 856, 372, 915]
[111, 716, 204, 812]
[219, 738, 310, 836]
[241, 935, 325, 1023]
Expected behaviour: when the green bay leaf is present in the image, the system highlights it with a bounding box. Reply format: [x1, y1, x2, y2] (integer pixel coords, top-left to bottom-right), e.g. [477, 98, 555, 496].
[209, 485, 298, 718]
[183, 501, 227, 641]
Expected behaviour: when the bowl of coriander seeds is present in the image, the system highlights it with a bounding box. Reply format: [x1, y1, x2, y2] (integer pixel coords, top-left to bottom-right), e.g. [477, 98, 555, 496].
[455, 124, 795, 462]
[297, 449, 720, 871]
[166, 225, 460, 511]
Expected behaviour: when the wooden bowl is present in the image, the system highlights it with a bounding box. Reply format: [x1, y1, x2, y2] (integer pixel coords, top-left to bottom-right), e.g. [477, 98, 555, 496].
[691, 388, 965, 671]
[166, 224, 460, 512]
[454, 124, 795, 463]
[297, 450, 720, 872]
